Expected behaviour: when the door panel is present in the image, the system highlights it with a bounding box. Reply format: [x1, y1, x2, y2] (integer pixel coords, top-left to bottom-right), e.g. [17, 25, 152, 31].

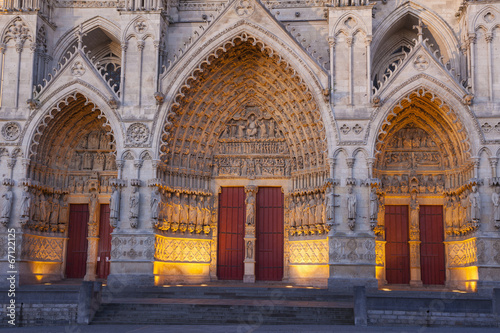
[66, 204, 89, 278]
[97, 204, 112, 279]
[217, 187, 245, 280]
[420, 205, 445, 285]
[255, 187, 284, 281]
[385, 205, 410, 284]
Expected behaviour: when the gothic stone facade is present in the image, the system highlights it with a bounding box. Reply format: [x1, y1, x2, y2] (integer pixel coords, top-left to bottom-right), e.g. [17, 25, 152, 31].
[1, 0, 500, 292]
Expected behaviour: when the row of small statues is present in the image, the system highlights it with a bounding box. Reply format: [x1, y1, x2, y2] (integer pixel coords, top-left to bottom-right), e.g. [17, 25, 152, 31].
[381, 174, 446, 194]
[153, 190, 214, 234]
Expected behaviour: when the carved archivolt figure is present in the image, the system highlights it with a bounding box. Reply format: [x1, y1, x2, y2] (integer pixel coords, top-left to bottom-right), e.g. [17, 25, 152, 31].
[492, 186, 500, 222]
[150, 187, 161, 220]
[20, 186, 31, 219]
[347, 186, 356, 220]
[1, 186, 13, 222]
[369, 187, 378, 221]
[469, 185, 481, 221]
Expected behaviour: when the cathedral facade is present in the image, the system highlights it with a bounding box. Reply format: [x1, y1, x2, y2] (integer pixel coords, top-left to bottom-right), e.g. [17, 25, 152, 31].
[1, 0, 500, 293]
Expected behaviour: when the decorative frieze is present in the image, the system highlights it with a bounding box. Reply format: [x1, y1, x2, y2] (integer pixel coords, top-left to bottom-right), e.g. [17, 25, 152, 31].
[289, 239, 328, 264]
[447, 239, 477, 267]
[155, 236, 211, 263]
[21, 234, 64, 262]
[329, 238, 376, 264]
[110, 235, 154, 261]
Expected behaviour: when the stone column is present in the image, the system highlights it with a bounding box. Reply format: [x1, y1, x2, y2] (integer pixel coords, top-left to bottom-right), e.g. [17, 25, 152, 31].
[84, 191, 99, 281]
[408, 191, 422, 287]
[243, 185, 257, 283]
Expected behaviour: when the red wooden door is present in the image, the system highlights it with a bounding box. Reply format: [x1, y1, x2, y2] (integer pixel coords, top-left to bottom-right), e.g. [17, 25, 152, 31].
[420, 205, 445, 285]
[97, 204, 112, 279]
[66, 204, 89, 278]
[385, 205, 410, 284]
[256, 187, 284, 281]
[217, 187, 245, 280]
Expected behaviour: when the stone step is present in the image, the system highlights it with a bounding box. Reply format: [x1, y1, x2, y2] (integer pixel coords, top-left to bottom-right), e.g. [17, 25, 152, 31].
[91, 301, 354, 325]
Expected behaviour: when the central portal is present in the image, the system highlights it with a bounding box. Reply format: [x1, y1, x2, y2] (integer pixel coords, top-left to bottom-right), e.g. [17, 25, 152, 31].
[217, 186, 284, 281]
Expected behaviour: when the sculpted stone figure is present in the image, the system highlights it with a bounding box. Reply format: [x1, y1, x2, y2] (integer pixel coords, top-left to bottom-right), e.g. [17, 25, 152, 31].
[347, 186, 356, 220]
[150, 187, 160, 221]
[130, 186, 140, 228]
[246, 192, 255, 226]
[110, 185, 120, 227]
[469, 185, 480, 221]
[492, 186, 500, 222]
[88, 192, 99, 235]
[1, 186, 13, 226]
[369, 187, 378, 221]
[246, 114, 258, 137]
[50, 194, 61, 231]
[326, 186, 335, 221]
[409, 191, 420, 240]
[20, 186, 31, 220]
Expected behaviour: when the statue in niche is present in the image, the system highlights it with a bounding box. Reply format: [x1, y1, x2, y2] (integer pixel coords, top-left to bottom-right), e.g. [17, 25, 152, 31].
[83, 152, 93, 170]
[88, 131, 99, 149]
[99, 132, 109, 149]
[196, 196, 204, 233]
[460, 191, 469, 225]
[347, 186, 357, 221]
[188, 194, 197, 233]
[20, 186, 31, 221]
[150, 187, 160, 221]
[164, 192, 173, 222]
[246, 192, 255, 226]
[400, 175, 409, 193]
[309, 193, 318, 226]
[409, 191, 420, 240]
[88, 192, 98, 235]
[110, 185, 120, 227]
[426, 176, 435, 193]
[246, 114, 258, 138]
[268, 120, 276, 138]
[315, 192, 324, 233]
[130, 186, 140, 228]
[436, 175, 445, 193]
[288, 197, 296, 233]
[1, 186, 13, 226]
[95, 153, 105, 170]
[59, 195, 69, 230]
[444, 196, 453, 230]
[492, 186, 500, 222]
[50, 194, 61, 232]
[246, 240, 253, 259]
[369, 187, 378, 221]
[390, 176, 400, 194]
[180, 193, 189, 231]
[39, 193, 49, 224]
[469, 185, 481, 222]
[172, 192, 181, 224]
[326, 186, 335, 221]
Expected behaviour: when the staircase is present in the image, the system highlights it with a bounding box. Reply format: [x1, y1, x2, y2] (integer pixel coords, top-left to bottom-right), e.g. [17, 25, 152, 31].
[91, 284, 354, 325]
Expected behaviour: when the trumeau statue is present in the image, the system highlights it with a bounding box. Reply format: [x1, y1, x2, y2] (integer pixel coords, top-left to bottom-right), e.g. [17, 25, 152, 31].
[347, 186, 356, 221]
[246, 192, 256, 226]
[20, 186, 31, 220]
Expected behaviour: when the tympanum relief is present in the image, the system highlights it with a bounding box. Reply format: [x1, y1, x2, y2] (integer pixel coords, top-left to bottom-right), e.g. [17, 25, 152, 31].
[213, 107, 290, 178]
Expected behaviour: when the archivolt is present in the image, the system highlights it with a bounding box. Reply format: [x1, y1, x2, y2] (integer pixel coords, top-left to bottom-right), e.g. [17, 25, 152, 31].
[29, 93, 116, 165]
[159, 33, 328, 175]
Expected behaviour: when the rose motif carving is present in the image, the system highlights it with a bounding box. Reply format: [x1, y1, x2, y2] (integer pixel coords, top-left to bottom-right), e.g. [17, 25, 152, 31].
[235, 0, 254, 17]
[134, 21, 147, 34]
[127, 123, 149, 146]
[413, 54, 429, 71]
[71, 61, 86, 77]
[1, 122, 21, 141]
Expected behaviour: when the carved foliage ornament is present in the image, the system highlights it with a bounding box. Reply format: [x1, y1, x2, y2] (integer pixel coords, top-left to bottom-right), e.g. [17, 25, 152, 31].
[1, 122, 21, 141]
[127, 123, 149, 146]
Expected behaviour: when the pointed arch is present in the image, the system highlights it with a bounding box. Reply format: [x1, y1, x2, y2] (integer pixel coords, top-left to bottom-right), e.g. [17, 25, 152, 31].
[22, 83, 124, 159]
[153, 22, 334, 160]
[371, 1, 460, 70]
[1, 16, 34, 44]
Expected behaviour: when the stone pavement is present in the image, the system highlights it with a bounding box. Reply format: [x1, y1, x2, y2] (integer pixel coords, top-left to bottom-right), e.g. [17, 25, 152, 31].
[1, 325, 499, 333]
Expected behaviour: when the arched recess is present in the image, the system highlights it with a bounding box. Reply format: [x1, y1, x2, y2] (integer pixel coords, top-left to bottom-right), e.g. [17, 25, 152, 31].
[158, 34, 328, 190]
[25, 93, 118, 230]
[372, 87, 480, 288]
[371, 2, 461, 85]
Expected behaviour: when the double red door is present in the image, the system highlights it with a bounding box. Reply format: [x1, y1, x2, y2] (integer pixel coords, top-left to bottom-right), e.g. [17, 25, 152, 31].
[384, 205, 445, 285]
[217, 187, 284, 281]
[66, 203, 113, 279]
